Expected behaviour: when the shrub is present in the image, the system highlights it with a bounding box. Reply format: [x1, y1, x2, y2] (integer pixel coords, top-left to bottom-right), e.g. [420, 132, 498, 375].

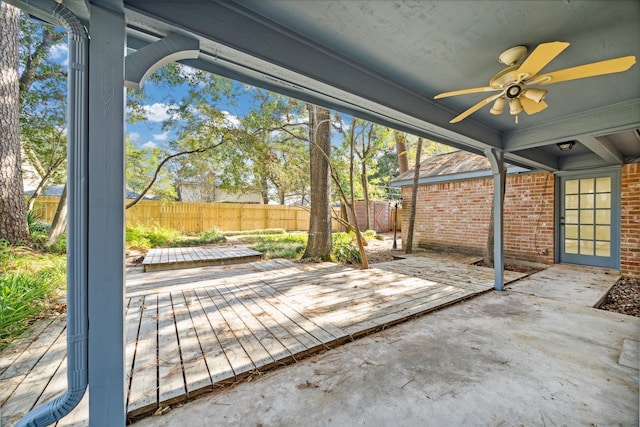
[125, 225, 180, 249]
[27, 211, 50, 235]
[0, 261, 66, 349]
[332, 232, 361, 264]
[247, 233, 307, 259]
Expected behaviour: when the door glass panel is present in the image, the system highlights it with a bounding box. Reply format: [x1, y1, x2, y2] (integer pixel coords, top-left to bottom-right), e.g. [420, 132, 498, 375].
[580, 225, 594, 239]
[580, 194, 594, 209]
[566, 225, 578, 239]
[566, 210, 579, 224]
[596, 193, 610, 209]
[580, 178, 595, 193]
[580, 210, 594, 224]
[565, 239, 579, 254]
[565, 180, 579, 194]
[565, 195, 579, 209]
[579, 240, 594, 255]
[595, 242, 610, 257]
[595, 210, 610, 224]
[596, 177, 611, 193]
[595, 226, 610, 240]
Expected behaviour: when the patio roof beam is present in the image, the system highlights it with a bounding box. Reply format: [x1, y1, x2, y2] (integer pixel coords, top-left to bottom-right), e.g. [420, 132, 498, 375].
[124, 32, 199, 90]
[502, 99, 640, 152]
[575, 135, 624, 165]
[122, 1, 503, 152]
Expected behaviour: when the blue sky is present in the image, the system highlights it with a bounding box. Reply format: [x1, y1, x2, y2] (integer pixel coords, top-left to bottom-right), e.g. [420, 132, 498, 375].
[46, 35, 354, 152]
[126, 70, 258, 150]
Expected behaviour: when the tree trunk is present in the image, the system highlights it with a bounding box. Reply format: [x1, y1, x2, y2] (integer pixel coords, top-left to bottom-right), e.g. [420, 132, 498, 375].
[0, 3, 30, 245]
[404, 137, 423, 254]
[302, 104, 332, 260]
[394, 131, 409, 174]
[260, 177, 269, 204]
[484, 169, 507, 267]
[361, 162, 370, 230]
[46, 182, 67, 247]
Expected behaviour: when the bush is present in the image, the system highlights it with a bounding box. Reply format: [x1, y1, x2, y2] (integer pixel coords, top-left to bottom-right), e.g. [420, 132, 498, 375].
[247, 233, 307, 259]
[27, 211, 50, 235]
[125, 225, 180, 250]
[332, 232, 361, 264]
[0, 259, 66, 349]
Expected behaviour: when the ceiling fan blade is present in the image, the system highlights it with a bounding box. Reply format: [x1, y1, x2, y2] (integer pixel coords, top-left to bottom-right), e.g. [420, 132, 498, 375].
[449, 93, 503, 123]
[532, 56, 636, 86]
[434, 86, 500, 99]
[520, 98, 548, 115]
[516, 41, 570, 80]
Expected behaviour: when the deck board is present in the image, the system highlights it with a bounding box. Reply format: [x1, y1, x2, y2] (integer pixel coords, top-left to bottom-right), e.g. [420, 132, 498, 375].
[127, 294, 158, 416]
[172, 292, 212, 398]
[157, 292, 186, 406]
[182, 289, 234, 386]
[1, 253, 563, 425]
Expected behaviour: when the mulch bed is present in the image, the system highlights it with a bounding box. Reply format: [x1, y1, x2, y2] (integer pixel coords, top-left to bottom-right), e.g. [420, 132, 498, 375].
[599, 277, 640, 317]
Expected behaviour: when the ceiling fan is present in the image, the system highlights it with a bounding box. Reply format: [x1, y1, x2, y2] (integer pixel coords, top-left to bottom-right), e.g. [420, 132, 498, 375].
[434, 41, 636, 124]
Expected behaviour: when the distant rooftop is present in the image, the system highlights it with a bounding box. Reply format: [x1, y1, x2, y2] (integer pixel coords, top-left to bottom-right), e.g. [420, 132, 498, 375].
[391, 151, 526, 187]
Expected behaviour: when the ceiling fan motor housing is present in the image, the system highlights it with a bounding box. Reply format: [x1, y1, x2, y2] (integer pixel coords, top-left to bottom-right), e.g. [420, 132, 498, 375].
[506, 84, 522, 98]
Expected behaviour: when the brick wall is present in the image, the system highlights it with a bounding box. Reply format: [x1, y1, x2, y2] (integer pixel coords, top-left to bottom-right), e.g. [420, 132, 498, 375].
[621, 163, 639, 277]
[401, 171, 555, 264]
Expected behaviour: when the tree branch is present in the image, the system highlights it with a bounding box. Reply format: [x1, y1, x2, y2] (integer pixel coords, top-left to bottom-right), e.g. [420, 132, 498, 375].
[125, 138, 228, 209]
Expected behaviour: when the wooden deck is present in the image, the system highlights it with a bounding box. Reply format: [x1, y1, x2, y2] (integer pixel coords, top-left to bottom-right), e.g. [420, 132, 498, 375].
[1, 255, 528, 426]
[142, 246, 263, 272]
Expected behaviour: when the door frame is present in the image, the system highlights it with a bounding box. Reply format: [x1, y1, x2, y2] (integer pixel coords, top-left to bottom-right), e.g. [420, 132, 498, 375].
[554, 166, 621, 270]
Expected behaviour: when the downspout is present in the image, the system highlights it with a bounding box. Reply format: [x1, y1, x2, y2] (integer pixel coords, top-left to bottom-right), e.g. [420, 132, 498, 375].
[17, 1, 88, 426]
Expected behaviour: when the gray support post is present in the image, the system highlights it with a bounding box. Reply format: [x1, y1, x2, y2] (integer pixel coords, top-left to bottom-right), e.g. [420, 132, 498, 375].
[88, 5, 126, 425]
[484, 148, 505, 291]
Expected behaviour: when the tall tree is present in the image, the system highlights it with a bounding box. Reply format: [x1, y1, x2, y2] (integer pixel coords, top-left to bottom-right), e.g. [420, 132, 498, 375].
[394, 131, 409, 174]
[302, 104, 332, 260]
[404, 137, 423, 254]
[0, 3, 30, 245]
[17, 15, 67, 242]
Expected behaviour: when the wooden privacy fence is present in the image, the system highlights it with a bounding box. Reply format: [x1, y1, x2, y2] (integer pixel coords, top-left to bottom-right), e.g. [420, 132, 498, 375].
[34, 196, 386, 233]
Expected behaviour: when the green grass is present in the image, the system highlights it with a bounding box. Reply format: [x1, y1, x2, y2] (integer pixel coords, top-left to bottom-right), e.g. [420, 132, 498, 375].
[126, 226, 227, 250]
[244, 233, 308, 259]
[0, 241, 66, 350]
[224, 228, 286, 236]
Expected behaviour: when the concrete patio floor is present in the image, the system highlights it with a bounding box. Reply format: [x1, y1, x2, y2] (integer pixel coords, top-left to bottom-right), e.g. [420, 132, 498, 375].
[135, 272, 640, 427]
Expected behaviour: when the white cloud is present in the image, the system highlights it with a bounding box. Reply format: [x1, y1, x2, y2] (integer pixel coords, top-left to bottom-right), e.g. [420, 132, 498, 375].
[50, 44, 68, 67]
[128, 132, 141, 142]
[153, 131, 169, 141]
[222, 111, 241, 128]
[142, 103, 176, 122]
[142, 141, 157, 149]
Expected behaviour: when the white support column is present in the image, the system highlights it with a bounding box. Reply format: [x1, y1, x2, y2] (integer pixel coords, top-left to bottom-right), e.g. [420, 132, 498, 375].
[484, 148, 505, 291]
[88, 4, 126, 425]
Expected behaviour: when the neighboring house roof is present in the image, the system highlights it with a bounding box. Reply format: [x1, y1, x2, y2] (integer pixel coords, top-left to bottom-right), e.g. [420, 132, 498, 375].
[25, 185, 147, 200]
[391, 151, 529, 187]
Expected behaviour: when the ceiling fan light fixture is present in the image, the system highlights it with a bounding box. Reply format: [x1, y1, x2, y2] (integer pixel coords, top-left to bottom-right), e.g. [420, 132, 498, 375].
[509, 98, 523, 116]
[490, 97, 506, 115]
[523, 88, 548, 103]
[557, 141, 575, 151]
